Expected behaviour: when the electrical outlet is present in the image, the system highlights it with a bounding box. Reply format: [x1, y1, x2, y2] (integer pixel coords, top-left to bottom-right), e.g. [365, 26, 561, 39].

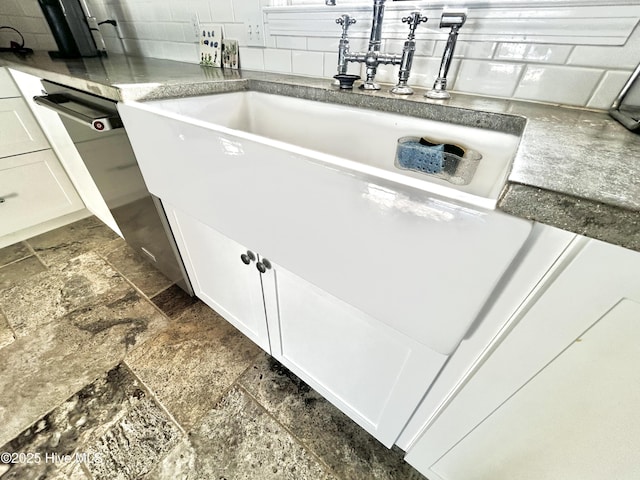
[245, 16, 265, 47]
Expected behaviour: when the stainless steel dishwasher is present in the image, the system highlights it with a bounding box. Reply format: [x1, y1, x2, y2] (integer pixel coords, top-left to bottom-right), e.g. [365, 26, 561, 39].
[34, 80, 193, 295]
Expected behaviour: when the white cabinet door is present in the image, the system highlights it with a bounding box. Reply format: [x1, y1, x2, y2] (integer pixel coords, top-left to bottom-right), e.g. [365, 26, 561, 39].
[0, 150, 84, 236]
[262, 264, 448, 448]
[407, 239, 640, 480]
[165, 205, 271, 352]
[0, 98, 50, 158]
[0, 68, 21, 98]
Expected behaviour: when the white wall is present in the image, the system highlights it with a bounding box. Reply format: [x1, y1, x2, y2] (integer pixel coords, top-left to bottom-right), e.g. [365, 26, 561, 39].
[1, 0, 639, 110]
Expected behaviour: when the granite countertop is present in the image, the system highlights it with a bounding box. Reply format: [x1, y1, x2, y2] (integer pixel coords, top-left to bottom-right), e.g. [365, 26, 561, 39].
[2, 52, 639, 252]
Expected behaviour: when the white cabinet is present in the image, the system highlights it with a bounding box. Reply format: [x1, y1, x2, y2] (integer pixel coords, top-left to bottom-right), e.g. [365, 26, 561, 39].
[165, 204, 448, 447]
[0, 150, 83, 237]
[0, 98, 50, 158]
[0, 68, 84, 245]
[406, 238, 640, 480]
[0, 68, 21, 98]
[266, 264, 447, 446]
[167, 206, 270, 351]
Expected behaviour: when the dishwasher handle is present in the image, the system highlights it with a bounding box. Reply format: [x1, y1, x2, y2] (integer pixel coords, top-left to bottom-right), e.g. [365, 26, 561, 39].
[33, 93, 122, 132]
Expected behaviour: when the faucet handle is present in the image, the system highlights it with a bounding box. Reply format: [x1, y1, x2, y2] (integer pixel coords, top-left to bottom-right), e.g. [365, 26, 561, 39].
[402, 12, 428, 38]
[336, 14, 356, 27]
[336, 14, 357, 38]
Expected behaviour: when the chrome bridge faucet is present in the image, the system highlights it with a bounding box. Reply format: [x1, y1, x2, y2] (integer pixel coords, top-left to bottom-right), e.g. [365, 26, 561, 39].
[331, 0, 427, 94]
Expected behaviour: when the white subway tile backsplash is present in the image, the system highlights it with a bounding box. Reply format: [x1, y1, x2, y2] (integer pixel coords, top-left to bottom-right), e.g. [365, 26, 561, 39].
[455, 60, 524, 98]
[494, 43, 573, 64]
[135, 23, 154, 40]
[164, 23, 186, 42]
[193, 1, 212, 23]
[515, 65, 603, 106]
[21, 1, 44, 17]
[164, 41, 197, 63]
[384, 39, 436, 57]
[371, 63, 399, 85]
[232, 0, 261, 24]
[409, 56, 454, 90]
[292, 50, 323, 77]
[0, 2, 24, 16]
[182, 24, 198, 44]
[264, 48, 292, 73]
[323, 51, 360, 78]
[146, 3, 171, 22]
[223, 23, 248, 46]
[434, 41, 496, 60]
[308, 37, 339, 52]
[587, 70, 633, 110]
[0, 0, 634, 109]
[122, 39, 142, 56]
[210, 0, 234, 23]
[276, 36, 306, 50]
[104, 36, 125, 55]
[239, 47, 265, 70]
[169, 3, 193, 22]
[34, 33, 57, 51]
[568, 25, 640, 70]
[323, 52, 337, 78]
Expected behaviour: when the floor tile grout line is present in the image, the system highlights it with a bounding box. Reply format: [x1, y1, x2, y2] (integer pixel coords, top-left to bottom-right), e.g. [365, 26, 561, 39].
[235, 381, 344, 480]
[0, 303, 17, 346]
[94, 247, 175, 328]
[0, 251, 43, 272]
[23, 241, 47, 270]
[0, 255, 31, 270]
[92, 244, 181, 323]
[120, 360, 189, 439]
[164, 349, 268, 434]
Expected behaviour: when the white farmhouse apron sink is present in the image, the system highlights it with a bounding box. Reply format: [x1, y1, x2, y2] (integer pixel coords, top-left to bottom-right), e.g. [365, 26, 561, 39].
[118, 91, 531, 357]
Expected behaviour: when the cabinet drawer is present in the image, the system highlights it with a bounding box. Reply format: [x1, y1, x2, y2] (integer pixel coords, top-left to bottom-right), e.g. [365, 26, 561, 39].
[0, 97, 50, 158]
[0, 150, 84, 236]
[0, 68, 21, 98]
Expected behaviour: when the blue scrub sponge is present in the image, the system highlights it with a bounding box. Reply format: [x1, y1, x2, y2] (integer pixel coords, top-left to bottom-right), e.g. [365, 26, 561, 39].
[396, 140, 445, 174]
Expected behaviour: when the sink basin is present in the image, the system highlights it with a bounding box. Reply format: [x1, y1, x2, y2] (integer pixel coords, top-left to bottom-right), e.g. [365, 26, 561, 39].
[145, 91, 521, 208]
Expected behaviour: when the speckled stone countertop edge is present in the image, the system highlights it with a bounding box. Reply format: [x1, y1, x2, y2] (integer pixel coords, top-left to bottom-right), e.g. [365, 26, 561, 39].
[499, 183, 640, 252]
[2, 52, 639, 252]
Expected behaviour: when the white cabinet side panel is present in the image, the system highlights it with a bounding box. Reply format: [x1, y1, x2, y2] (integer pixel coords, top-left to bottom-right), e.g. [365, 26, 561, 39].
[406, 239, 640, 476]
[433, 298, 640, 480]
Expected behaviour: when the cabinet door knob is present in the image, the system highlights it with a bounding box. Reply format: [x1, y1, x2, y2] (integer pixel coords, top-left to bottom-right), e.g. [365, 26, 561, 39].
[256, 258, 272, 273]
[240, 250, 256, 265]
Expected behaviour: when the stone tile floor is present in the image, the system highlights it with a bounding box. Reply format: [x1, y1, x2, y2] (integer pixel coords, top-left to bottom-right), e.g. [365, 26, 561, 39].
[0, 217, 427, 480]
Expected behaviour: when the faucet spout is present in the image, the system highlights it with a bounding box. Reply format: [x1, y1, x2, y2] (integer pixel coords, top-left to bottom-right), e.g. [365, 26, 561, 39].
[368, 0, 386, 52]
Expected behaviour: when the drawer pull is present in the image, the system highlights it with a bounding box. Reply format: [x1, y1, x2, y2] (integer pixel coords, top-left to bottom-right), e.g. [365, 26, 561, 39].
[240, 251, 256, 265]
[256, 258, 272, 273]
[0, 192, 18, 204]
